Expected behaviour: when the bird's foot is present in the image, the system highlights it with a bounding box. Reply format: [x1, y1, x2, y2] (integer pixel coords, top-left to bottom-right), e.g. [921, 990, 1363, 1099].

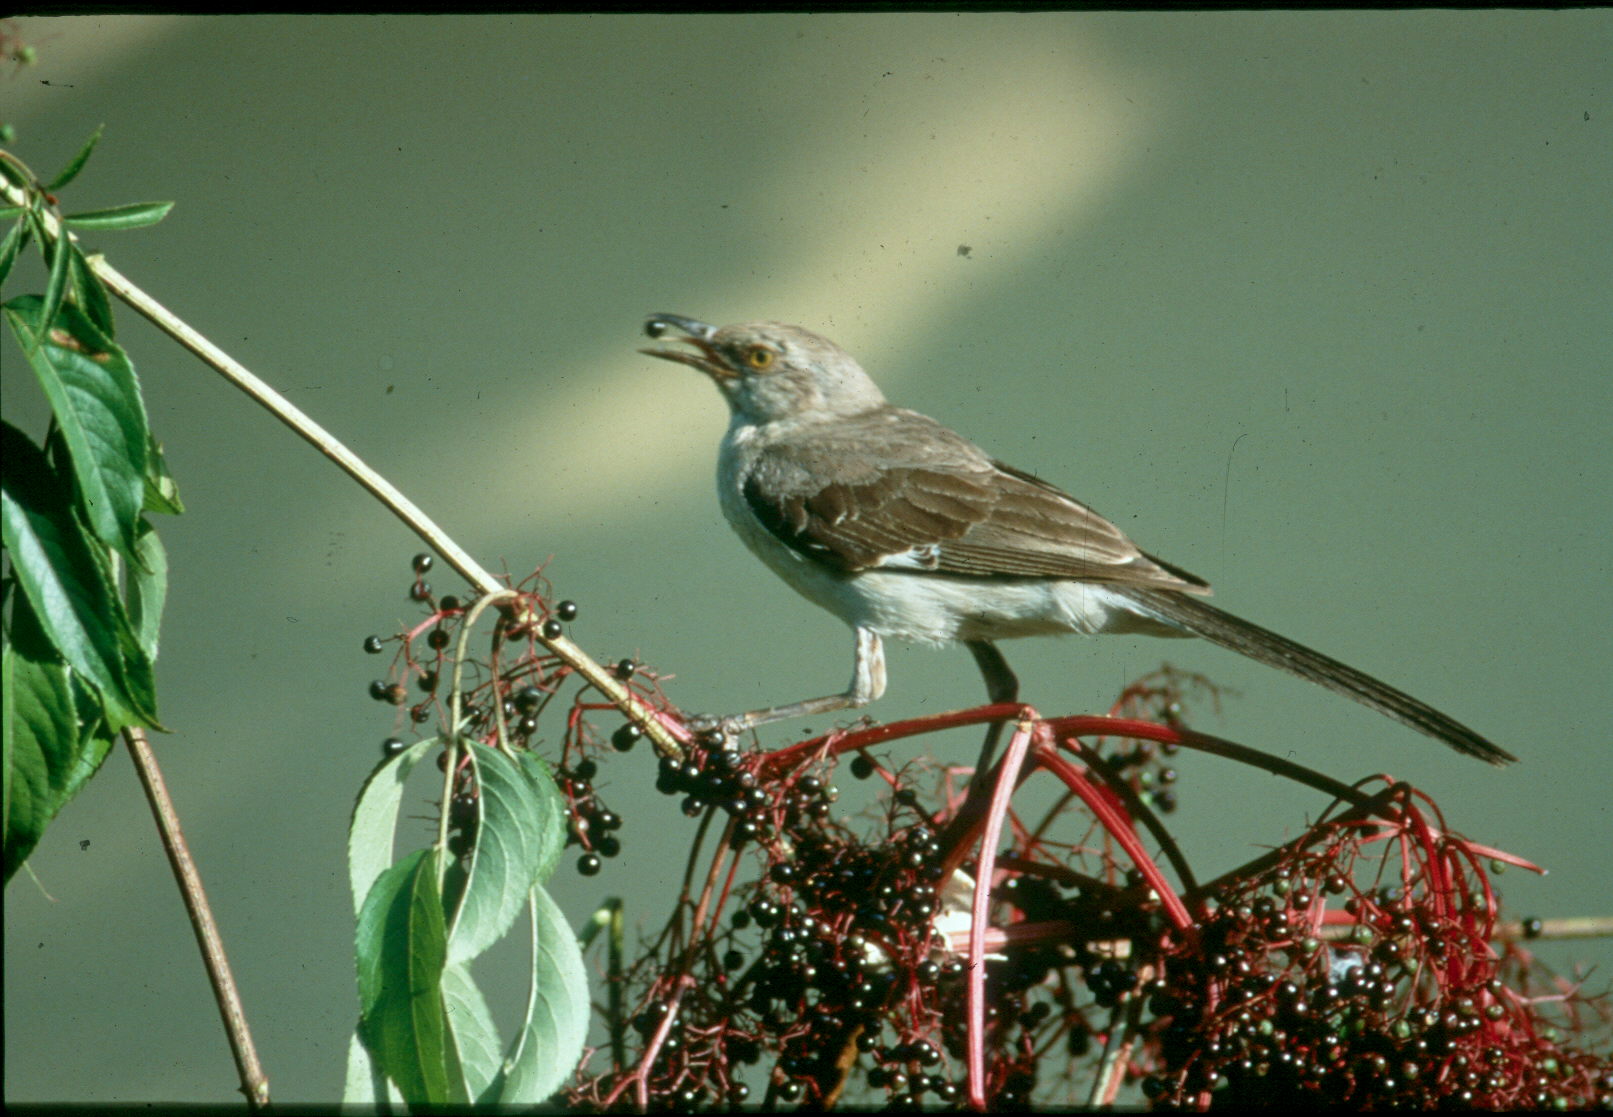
[682, 712, 752, 744]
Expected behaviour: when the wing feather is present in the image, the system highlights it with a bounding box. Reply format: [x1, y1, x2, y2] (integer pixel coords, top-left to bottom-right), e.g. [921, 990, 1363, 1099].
[741, 421, 1208, 593]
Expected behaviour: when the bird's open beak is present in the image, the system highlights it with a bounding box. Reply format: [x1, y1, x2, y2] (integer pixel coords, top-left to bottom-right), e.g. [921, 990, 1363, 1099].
[639, 313, 733, 380]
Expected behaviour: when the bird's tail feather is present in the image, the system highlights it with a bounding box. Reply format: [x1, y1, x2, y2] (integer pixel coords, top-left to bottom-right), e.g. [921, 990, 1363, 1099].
[1117, 587, 1514, 766]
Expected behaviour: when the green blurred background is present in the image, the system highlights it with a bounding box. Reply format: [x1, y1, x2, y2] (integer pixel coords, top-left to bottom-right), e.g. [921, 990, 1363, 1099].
[4, 12, 1609, 1104]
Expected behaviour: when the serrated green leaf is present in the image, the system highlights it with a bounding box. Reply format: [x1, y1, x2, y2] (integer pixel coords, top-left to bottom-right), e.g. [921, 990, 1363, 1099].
[4, 296, 148, 560]
[57, 675, 113, 804]
[446, 744, 566, 966]
[347, 738, 437, 918]
[2, 592, 114, 883]
[46, 123, 104, 192]
[481, 886, 590, 1104]
[355, 848, 466, 1106]
[0, 421, 157, 731]
[67, 246, 114, 335]
[127, 521, 167, 663]
[142, 436, 184, 515]
[62, 200, 174, 231]
[0, 217, 27, 289]
[443, 963, 501, 1100]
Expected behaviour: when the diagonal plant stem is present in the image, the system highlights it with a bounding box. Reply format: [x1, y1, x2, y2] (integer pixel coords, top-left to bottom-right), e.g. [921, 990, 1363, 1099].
[124, 727, 270, 1109]
[0, 175, 684, 762]
[4, 167, 688, 1109]
[94, 250, 690, 763]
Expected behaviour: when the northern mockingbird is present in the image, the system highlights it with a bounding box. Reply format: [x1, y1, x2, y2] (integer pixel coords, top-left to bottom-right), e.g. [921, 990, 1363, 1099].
[641, 313, 1513, 766]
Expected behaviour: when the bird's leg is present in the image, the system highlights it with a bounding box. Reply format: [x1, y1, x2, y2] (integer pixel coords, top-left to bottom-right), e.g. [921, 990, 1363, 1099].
[965, 639, 1019, 776]
[935, 641, 1022, 853]
[687, 628, 887, 739]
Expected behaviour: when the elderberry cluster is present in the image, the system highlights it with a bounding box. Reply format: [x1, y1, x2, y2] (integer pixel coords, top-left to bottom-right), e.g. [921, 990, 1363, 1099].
[652, 741, 778, 842]
[560, 754, 623, 877]
[719, 824, 970, 1107]
[1145, 865, 1611, 1108]
[363, 553, 478, 737]
[768, 824, 947, 934]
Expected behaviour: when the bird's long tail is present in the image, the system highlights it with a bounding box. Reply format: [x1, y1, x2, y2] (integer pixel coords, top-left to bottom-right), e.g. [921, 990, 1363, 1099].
[1117, 587, 1514, 765]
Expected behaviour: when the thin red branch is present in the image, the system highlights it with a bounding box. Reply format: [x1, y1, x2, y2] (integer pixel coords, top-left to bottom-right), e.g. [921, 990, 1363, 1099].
[1035, 745, 1194, 934]
[965, 717, 1038, 1109]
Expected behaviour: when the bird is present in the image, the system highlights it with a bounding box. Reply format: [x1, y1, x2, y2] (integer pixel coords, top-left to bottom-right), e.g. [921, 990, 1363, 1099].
[640, 313, 1513, 766]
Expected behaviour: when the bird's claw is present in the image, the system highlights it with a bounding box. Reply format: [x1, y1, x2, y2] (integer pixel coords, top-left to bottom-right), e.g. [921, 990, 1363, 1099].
[684, 712, 751, 744]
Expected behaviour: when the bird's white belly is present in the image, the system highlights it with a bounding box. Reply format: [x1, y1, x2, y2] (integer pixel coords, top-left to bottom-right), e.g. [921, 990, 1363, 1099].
[839, 567, 1184, 644]
[723, 496, 1179, 645]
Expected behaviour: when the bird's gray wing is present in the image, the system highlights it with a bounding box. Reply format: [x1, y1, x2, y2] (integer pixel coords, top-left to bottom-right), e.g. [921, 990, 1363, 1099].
[741, 415, 1209, 593]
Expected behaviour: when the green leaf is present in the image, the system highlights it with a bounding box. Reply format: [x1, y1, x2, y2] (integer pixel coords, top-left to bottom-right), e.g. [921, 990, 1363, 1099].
[37, 212, 71, 332]
[58, 676, 113, 804]
[347, 738, 438, 918]
[46, 123, 104, 192]
[5, 295, 149, 559]
[355, 848, 466, 1106]
[67, 245, 114, 335]
[2, 593, 112, 883]
[0, 421, 157, 731]
[62, 201, 174, 231]
[0, 216, 27, 289]
[445, 744, 566, 966]
[1, 643, 11, 867]
[341, 1027, 404, 1108]
[481, 886, 590, 1104]
[517, 751, 568, 885]
[127, 521, 167, 664]
[442, 964, 501, 1101]
[3, 596, 77, 881]
[142, 436, 185, 516]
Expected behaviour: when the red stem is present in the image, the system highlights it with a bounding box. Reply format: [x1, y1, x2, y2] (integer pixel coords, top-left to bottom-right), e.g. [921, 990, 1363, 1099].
[1035, 745, 1195, 934]
[965, 717, 1037, 1110]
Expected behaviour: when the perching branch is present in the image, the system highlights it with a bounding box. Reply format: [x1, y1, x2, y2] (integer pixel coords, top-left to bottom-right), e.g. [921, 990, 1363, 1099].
[0, 174, 683, 763]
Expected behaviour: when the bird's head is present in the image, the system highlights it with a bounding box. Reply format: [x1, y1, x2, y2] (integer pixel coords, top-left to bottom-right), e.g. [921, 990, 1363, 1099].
[641, 314, 886, 424]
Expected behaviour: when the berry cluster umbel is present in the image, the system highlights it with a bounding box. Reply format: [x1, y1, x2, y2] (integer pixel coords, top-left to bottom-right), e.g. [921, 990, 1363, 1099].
[362, 555, 664, 877]
[360, 557, 1611, 1110]
[1144, 810, 1613, 1109]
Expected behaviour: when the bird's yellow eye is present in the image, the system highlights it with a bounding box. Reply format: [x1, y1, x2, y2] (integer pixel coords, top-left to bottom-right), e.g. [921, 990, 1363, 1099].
[743, 345, 776, 371]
